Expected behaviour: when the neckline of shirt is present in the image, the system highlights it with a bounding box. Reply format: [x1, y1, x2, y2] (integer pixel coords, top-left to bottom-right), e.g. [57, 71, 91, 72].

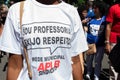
[31, 0, 64, 8]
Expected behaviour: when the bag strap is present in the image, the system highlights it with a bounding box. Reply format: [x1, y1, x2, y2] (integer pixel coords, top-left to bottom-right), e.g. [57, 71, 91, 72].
[20, 1, 24, 30]
[95, 16, 105, 42]
[20, 1, 32, 79]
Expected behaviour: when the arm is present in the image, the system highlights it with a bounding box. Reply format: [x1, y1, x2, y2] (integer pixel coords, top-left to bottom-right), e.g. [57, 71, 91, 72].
[7, 54, 23, 80]
[72, 54, 83, 80]
[105, 22, 112, 54]
[79, 53, 84, 74]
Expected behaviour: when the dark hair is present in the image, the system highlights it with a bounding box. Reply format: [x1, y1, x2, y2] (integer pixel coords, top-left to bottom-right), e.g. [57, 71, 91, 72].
[77, 4, 88, 20]
[115, 0, 120, 4]
[93, 1, 108, 17]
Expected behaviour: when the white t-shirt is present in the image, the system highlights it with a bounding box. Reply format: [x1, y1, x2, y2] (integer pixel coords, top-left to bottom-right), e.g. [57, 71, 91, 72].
[0, 0, 88, 80]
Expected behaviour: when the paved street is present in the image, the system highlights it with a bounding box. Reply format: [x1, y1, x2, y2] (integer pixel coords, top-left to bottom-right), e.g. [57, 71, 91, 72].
[84, 54, 110, 80]
[0, 54, 110, 80]
[0, 55, 7, 80]
[99, 54, 109, 80]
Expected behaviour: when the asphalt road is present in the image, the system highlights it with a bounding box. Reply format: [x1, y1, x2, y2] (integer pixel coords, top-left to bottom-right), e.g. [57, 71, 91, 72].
[99, 54, 110, 80]
[0, 54, 7, 80]
[0, 54, 109, 80]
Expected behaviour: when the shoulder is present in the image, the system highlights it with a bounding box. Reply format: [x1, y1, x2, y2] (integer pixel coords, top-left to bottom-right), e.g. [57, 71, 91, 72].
[9, 2, 20, 11]
[60, 1, 77, 13]
[109, 4, 119, 11]
[89, 19, 95, 24]
[7, 2, 21, 18]
[8, 0, 28, 12]
[102, 16, 106, 22]
[7, 1, 29, 20]
[61, 1, 75, 9]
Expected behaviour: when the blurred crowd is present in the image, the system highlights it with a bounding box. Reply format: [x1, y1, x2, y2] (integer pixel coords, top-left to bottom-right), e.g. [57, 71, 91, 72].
[77, 0, 120, 80]
[0, 0, 14, 70]
[0, 0, 120, 80]
[0, 0, 17, 58]
[0, 3, 9, 62]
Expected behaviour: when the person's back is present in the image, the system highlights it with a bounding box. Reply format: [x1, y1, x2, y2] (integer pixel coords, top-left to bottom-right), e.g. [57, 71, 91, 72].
[0, 0, 88, 80]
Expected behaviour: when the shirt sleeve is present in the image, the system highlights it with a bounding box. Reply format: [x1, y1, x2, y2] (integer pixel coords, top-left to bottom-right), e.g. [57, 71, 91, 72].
[70, 8, 88, 57]
[106, 6, 114, 23]
[0, 3, 22, 55]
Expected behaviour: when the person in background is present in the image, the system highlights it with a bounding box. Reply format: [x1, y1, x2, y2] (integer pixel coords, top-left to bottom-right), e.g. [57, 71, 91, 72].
[0, 11, 4, 60]
[105, 0, 120, 80]
[0, 4, 9, 71]
[85, 1, 107, 80]
[77, 4, 89, 32]
[0, 4, 8, 57]
[0, 0, 88, 80]
[77, 4, 89, 75]
[9, 0, 15, 6]
[0, 4, 8, 24]
[86, 0, 95, 19]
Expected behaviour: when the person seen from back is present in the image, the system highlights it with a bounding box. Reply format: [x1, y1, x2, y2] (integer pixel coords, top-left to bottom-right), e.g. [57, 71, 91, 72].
[0, 0, 88, 80]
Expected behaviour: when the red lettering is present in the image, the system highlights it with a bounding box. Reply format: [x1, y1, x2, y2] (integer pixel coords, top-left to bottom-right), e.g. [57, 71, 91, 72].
[37, 63, 44, 71]
[45, 62, 52, 70]
[37, 60, 60, 71]
[54, 60, 60, 68]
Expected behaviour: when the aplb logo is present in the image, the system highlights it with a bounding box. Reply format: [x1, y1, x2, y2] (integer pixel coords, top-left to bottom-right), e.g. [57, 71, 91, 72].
[37, 60, 60, 75]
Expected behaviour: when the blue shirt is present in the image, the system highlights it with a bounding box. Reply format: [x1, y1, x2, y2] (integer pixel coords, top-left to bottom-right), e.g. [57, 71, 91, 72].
[87, 16, 106, 46]
[87, 9, 95, 19]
